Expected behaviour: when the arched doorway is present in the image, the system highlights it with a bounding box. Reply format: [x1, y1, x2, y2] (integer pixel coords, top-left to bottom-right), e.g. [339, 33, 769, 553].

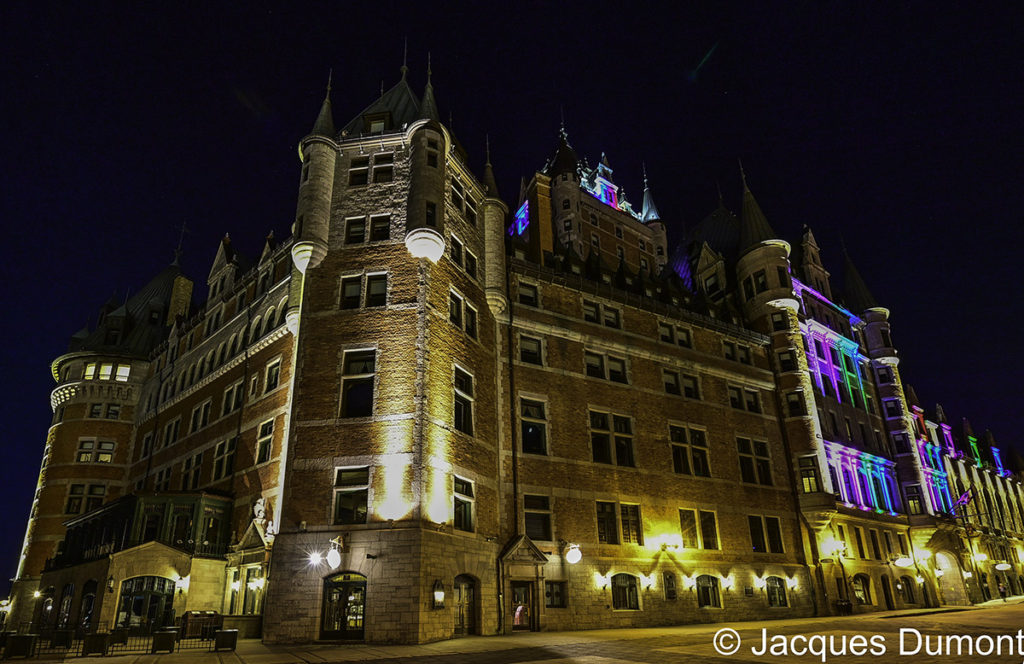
[935, 551, 968, 605]
[880, 576, 895, 610]
[79, 580, 98, 629]
[321, 572, 366, 640]
[453, 575, 476, 636]
[116, 576, 176, 631]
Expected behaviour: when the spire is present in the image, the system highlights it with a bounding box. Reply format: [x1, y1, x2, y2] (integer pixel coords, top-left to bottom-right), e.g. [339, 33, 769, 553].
[310, 70, 335, 137]
[544, 124, 578, 177]
[482, 134, 500, 199]
[640, 163, 661, 223]
[842, 249, 880, 312]
[420, 53, 440, 121]
[400, 38, 408, 79]
[738, 160, 778, 252]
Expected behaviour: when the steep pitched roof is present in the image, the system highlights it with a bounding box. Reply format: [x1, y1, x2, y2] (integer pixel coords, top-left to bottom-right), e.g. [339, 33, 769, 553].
[543, 128, 579, 177]
[340, 72, 421, 136]
[482, 137, 500, 199]
[641, 169, 661, 223]
[310, 74, 335, 138]
[842, 251, 879, 312]
[419, 59, 439, 122]
[738, 166, 777, 253]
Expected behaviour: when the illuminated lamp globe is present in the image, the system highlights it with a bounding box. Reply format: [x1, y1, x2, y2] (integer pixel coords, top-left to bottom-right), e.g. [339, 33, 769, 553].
[308, 552, 322, 566]
[995, 562, 1012, 571]
[326, 548, 342, 569]
[974, 552, 988, 562]
[894, 556, 913, 567]
[404, 228, 446, 262]
[565, 544, 582, 564]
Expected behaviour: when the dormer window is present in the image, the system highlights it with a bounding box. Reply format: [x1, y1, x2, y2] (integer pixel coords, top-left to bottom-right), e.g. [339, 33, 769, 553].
[363, 112, 390, 134]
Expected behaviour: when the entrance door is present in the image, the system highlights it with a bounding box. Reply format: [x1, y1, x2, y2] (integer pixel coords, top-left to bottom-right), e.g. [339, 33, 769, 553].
[881, 576, 895, 610]
[453, 575, 475, 636]
[321, 572, 366, 640]
[511, 581, 533, 631]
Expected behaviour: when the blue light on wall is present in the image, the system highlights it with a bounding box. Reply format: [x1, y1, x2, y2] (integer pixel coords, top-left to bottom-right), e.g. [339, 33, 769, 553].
[509, 201, 529, 236]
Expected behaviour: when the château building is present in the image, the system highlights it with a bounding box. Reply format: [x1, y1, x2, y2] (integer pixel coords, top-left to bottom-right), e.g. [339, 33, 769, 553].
[5, 62, 1024, 644]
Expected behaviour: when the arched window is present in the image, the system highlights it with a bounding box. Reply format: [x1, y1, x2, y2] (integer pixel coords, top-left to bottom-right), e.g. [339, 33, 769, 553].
[264, 309, 275, 335]
[611, 573, 639, 610]
[663, 572, 677, 600]
[229, 334, 239, 357]
[852, 573, 872, 604]
[79, 579, 98, 628]
[278, 303, 288, 326]
[57, 583, 75, 628]
[766, 576, 788, 607]
[251, 317, 262, 343]
[217, 343, 226, 367]
[696, 574, 720, 608]
[898, 576, 916, 604]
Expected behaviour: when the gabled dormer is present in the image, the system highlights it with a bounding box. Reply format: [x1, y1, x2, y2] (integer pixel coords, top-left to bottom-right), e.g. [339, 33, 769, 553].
[799, 226, 833, 299]
[696, 242, 727, 301]
[207, 234, 238, 308]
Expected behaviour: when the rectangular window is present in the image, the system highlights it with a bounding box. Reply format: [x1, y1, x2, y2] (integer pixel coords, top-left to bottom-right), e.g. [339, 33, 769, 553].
[464, 251, 477, 279]
[582, 300, 599, 323]
[85, 484, 106, 511]
[519, 283, 539, 307]
[115, 364, 131, 382]
[738, 346, 752, 365]
[659, 322, 674, 343]
[89, 403, 103, 418]
[520, 336, 542, 365]
[728, 386, 743, 409]
[105, 403, 121, 419]
[854, 527, 867, 558]
[365, 274, 387, 307]
[348, 157, 369, 185]
[264, 359, 281, 393]
[737, 438, 773, 486]
[341, 349, 375, 417]
[212, 437, 237, 481]
[370, 214, 390, 241]
[181, 451, 203, 490]
[190, 400, 211, 433]
[162, 418, 181, 447]
[681, 509, 718, 549]
[771, 311, 787, 331]
[681, 374, 700, 399]
[603, 307, 620, 329]
[98, 363, 113, 380]
[341, 276, 361, 309]
[344, 217, 366, 244]
[620, 504, 643, 544]
[334, 467, 369, 524]
[449, 291, 463, 327]
[222, 381, 244, 415]
[799, 456, 820, 493]
[590, 410, 612, 464]
[778, 350, 797, 372]
[744, 389, 761, 413]
[454, 367, 474, 435]
[723, 341, 736, 361]
[883, 399, 901, 418]
[425, 201, 437, 226]
[84, 363, 96, 380]
[607, 356, 627, 383]
[454, 476, 474, 531]
[679, 508, 698, 548]
[699, 510, 719, 550]
[663, 369, 681, 395]
[671, 425, 710, 477]
[524, 495, 551, 540]
[749, 515, 784, 553]
[450, 237, 464, 266]
[869, 529, 882, 559]
[520, 398, 547, 455]
[596, 501, 619, 544]
[676, 327, 692, 348]
[613, 415, 635, 467]
[372, 152, 393, 183]
[544, 581, 567, 608]
[256, 420, 274, 464]
[464, 304, 477, 340]
[154, 467, 171, 492]
[786, 391, 806, 416]
[584, 351, 604, 378]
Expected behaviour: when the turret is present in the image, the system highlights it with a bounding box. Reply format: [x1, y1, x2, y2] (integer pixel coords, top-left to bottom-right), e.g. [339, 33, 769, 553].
[843, 251, 895, 361]
[403, 120, 448, 262]
[481, 139, 509, 316]
[291, 76, 338, 273]
[640, 165, 669, 270]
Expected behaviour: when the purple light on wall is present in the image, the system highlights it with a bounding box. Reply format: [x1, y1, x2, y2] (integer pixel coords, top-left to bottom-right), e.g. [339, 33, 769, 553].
[509, 200, 529, 237]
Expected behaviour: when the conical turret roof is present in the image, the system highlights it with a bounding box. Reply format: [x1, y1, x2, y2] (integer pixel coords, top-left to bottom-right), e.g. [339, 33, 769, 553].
[310, 73, 335, 138]
[842, 251, 880, 312]
[544, 127, 579, 177]
[482, 136, 500, 199]
[738, 165, 777, 252]
[641, 167, 661, 223]
[341, 67, 421, 136]
[420, 57, 439, 122]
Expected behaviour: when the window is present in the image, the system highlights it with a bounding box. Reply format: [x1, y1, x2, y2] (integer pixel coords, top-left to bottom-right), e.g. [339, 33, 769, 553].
[589, 412, 634, 466]
[256, 420, 274, 464]
[519, 283, 539, 307]
[771, 311, 788, 331]
[348, 156, 369, 185]
[676, 327, 692, 348]
[584, 351, 628, 383]
[658, 322, 674, 343]
[697, 575, 720, 608]
[723, 341, 736, 361]
[212, 437, 236, 481]
[679, 508, 718, 549]
[778, 350, 797, 372]
[608, 356, 627, 383]
[670, 425, 710, 477]
[88, 403, 102, 418]
[154, 467, 171, 492]
[728, 386, 761, 413]
[162, 418, 181, 448]
[596, 501, 619, 544]
[786, 391, 806, 416]
[620, 504, 643, 543]
[748, 515, 784, 553]
[222, 380, 244, 415]
[98, 363, 114, 380]
[464, 252, 477, 279]
[869, 529, 882, 559]
[449, 291, 476, 339]
[524, 495, 551, 540]
[449, 291, 463, 327]
[738, 346, 751, 365]
[611, 574, 639, 610]
[140, 433, 153, 459]
[854, 527, 867, 558]
[766, 576, 788, 607]
[105, 403, 121, 419]
[798, 456, 820, 492]
[190, 400, 212, 433]
[454, 476, 474, 531]
[181, 452, 203, 490]
[603, 306, 620, 329]
[334, 467, 369, 524]
[65, 484, 85, 514]
[519, 336, 542, 365]
[851, 574, 871, 604]
[450, 237, 463, 266]
[663, 369, 681, 395]
[520, 399, 547, 455]
[737, 438, 773, 485]
[341, 349, 375, 417]
[369, 214, 390, 241]
[898, 576, 916, 604]
[545, 581, 567, 608]
[425, 201, 437, 226]
[876, 366, 893, 383]
[582, 300, 599, 323]
[454, 367, 474, 435]
[883, 399, 901, 418]
[345, 217, 366, 244]
[264, 359, 281, 393]
[76, 440, 115, 464]
[905, 484, 924, 515]
[372, 152, 393, 182]
[664, 572, 678, 600]
[365, 274, 387, 307]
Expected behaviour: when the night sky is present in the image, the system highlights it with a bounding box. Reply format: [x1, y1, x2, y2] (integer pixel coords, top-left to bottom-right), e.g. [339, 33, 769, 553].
[2, 2, 1023, 594]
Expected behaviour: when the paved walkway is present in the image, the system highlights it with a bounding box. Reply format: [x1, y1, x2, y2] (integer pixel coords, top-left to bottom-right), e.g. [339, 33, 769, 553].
[16, 597, 1024, 663]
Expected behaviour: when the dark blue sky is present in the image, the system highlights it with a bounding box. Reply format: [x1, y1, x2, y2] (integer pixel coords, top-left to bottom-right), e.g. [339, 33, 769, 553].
[2, 2, 1022, 593]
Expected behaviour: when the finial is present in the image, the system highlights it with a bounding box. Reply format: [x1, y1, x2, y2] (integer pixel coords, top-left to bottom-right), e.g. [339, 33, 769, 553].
[427, 52, 432, 82]
[380, 80, 384, 98]
[716, 181, 723, 206]
[326, 69, 332, 98]
[560, 105, 565, 131]
[839, 232, 848, 255]
[173, 221, 189, 264]
[448, 111, 453, 129]
[738, 158, 748, 190]
[485, 134, 491, 166]
[400, 38, 408, 78]
[642, 161, 648, 187]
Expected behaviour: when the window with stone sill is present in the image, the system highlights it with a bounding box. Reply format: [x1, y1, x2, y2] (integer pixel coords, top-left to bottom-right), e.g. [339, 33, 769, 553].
[256, 420, 274, 465]
[454, 367, 474, 436]
[212, 437, 236, 481]
[334, 467, 369, 525]
[748, 514, 784, 553]
[738, 438, 773, 486]
[521, 398, 547, 454]
[524, 494, 551, 540]
[348, 156, 369, 186]
[340, 349, 375, 418]
[454, 476, 474, 531]
[671, 425, 710, 477]
[77, 440, 115, 464]
[519, 335, 542, 365]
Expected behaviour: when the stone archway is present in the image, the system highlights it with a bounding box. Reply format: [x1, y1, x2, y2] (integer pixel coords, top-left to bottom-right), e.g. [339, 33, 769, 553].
[934, 551, 969, 606]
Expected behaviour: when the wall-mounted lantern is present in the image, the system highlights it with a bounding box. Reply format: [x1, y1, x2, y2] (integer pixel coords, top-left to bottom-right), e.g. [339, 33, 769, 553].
[107, 576, 115, 593]
[432, 580, 445, 609]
